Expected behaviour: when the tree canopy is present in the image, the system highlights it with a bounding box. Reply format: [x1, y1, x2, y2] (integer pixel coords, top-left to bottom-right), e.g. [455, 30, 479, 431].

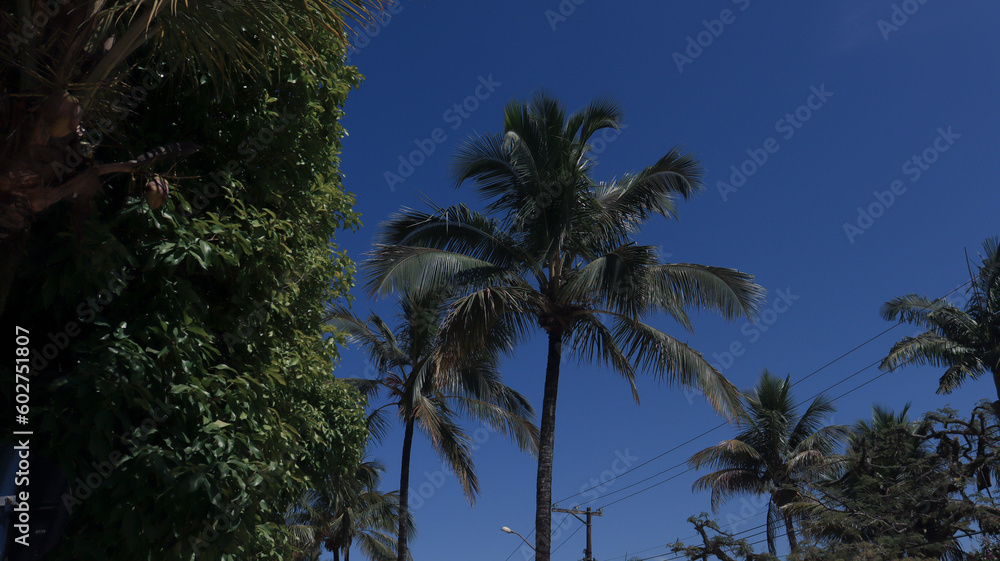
[1, 16, 368, 560]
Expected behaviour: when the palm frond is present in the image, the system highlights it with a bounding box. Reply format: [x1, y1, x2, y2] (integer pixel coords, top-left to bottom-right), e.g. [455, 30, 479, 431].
[688, 440, 764, 471]
[647, 263, 765, 323]
[566, 312, 638, 401]
[595, 147, 704, 224]
[613, 319, 743, 418]
[561, 244, 658, 319]
[364, 245, 498, 298]
[415, 397, 480, 502]
[691, 469, 765, 512]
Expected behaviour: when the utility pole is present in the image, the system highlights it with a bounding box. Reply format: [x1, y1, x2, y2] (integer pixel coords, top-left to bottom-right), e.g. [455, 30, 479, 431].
[552, 506, 603, 561]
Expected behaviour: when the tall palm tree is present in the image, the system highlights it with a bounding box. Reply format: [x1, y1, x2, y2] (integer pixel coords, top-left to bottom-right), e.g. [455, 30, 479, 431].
[329, 290, 539, 561]
[364, 92, 766, 561]
[880, 237, 1000, 402]
[0, 0, 383, 312]
[287, 458, 411, 561]
[688, 371, 851, 555]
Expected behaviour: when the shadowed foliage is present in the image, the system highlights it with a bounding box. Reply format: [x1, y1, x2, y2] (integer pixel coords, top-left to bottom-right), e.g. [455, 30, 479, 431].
[287, 458, 413, 561]
[328, 288, 538, 561]
[0, 0, 384, 312]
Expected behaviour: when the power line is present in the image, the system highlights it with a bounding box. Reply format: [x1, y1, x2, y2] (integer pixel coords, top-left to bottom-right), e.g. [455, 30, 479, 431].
[558, 278, 975, 507]
[551, 522, 583, 556]
[592, 353, 922, 511]
[645, 525, 791, 561]
[502, 527, 536, 561]
[604, 513, 773, 561]
[515, 279, 978, 560]
[558, 311, 904, 505]
[553, 423, 729, 505]
[569, 459, 688, 507]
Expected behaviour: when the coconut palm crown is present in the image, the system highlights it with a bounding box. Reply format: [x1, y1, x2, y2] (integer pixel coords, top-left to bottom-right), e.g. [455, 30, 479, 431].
[287, 458, 411, 561]
[328, 289, 538, 561]
[880, 237, 1000, 401]
[689, 371, 851, 555]
[364, 91, 766, 561]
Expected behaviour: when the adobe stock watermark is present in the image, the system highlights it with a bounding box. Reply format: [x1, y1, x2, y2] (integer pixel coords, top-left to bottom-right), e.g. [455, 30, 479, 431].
[672, 0, 751, 73]
[684, 287, 800, 405]
[6, 0, 72, 51]
[544, 0, 588, 31]
[717, 84, 833, 202]
[572, 448, 639, 503]
[877, 0, 930, 41]
[842, 126, 958, 244]
[383, 74, 503, 192]
[409, 421, 499, 511]
[510, 448, 639, 561]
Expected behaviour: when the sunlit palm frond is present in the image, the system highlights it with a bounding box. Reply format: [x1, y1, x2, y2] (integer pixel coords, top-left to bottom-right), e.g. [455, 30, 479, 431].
[648, 263, 765, 324]
[566, 312, 638, 401]
[613, 319, 743, 418]
[692, 469, 765, 512]
[364, 245, 498, 298]
[595, 147, 704, 226]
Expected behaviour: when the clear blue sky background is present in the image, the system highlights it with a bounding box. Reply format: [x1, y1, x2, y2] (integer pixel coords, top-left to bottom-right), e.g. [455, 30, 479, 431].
[329, 2, 1000, 559]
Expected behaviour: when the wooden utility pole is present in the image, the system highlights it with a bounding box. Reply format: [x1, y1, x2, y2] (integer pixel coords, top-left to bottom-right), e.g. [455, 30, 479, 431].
[552, 507, 603, 561]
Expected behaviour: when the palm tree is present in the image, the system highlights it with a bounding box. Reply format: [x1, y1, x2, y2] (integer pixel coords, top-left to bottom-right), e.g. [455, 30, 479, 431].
[880, 237, 1000, 402]
[329, 289, 539, 561]
[287, 458, 411, 561]
[688, 371, 851, 555]
[0, 0, 383, 312]
[364, 92, 766, 561]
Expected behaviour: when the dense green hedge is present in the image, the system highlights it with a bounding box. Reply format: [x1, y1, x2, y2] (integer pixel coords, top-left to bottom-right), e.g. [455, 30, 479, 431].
[2, 24, 367, 561]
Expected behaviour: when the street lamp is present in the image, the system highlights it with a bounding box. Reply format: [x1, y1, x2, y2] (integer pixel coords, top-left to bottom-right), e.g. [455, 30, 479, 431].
[501, 526, 534, 550]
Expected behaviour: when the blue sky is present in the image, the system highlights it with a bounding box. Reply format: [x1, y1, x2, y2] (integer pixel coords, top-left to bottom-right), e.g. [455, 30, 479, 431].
[330, 2, 1000, 559]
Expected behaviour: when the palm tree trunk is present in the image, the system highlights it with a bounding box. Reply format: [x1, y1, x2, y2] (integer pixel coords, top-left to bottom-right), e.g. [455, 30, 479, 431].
[534, 327, 563, 561]
[991, 367, 1000, 404]
[397, 417, 416, 561]
[345, 546, 350, 561]
[765, 501, 777, 556]
[783, 512, 798, 551]
[333, 549, 340, 561]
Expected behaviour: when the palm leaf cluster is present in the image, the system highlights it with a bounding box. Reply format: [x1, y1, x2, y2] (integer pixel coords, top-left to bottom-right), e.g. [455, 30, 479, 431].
[689, 371, 851, 555]
[329, 288, 538, 561]
[364, 91, 765, 560]
[881, 237, 1000, 400]
[287, 458, 411, 561]
[367, 97, 762, 414]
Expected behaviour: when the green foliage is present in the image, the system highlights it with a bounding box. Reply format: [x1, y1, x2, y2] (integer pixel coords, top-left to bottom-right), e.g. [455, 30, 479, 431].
[791, 402, 1000, 560]
[286, 457, 411, 561]
[689, 371, 851, 555]
[1, 19, 367, 561]
[365, 91, 764, 561]
[881, 236, 1000, 400]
